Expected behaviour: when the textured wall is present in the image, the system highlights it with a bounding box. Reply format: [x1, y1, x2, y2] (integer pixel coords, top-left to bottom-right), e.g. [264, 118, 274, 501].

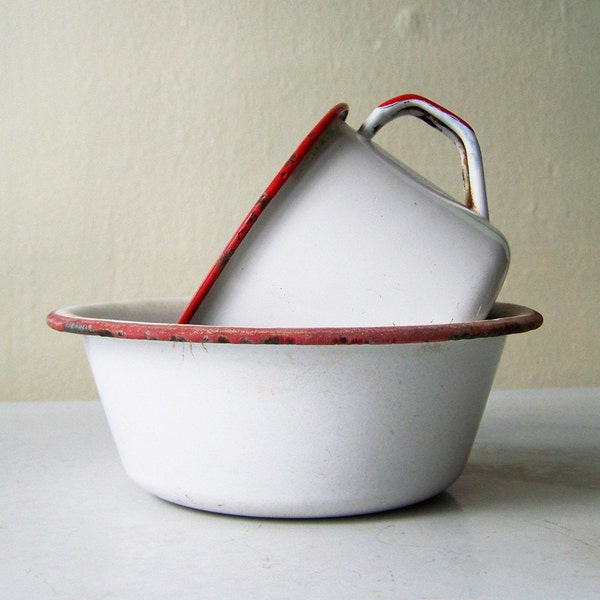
[2, 0, 599, 401]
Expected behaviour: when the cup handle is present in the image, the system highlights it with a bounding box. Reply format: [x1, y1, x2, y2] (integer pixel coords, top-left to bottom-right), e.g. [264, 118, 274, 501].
[358, 94, 489, 220]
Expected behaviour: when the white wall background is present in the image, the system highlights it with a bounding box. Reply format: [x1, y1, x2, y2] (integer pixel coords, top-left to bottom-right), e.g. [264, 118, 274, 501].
[2, 0, 599, 402]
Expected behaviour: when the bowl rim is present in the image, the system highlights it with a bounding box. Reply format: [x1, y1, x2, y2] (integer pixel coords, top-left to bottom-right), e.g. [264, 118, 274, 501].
[47, 299, 542, 345]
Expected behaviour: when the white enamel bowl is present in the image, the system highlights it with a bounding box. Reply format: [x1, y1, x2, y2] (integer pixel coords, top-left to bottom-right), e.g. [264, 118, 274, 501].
[48, 299, 541, 518]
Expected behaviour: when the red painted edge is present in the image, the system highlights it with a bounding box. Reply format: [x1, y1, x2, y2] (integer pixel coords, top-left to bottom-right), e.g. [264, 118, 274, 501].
[378, 94, 472, 130]
[177, 103, 350, 325]
[47, 302, 542, 346]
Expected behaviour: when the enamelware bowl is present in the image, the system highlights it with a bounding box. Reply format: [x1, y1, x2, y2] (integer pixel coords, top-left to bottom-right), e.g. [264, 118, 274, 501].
[180, 95, 509, 328]
[48, 299, 542, 518]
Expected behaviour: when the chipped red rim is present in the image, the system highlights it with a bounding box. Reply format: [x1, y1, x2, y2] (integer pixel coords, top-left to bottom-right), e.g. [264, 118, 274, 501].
[176, 103, 350, 325]
[47, 300, 542, 345]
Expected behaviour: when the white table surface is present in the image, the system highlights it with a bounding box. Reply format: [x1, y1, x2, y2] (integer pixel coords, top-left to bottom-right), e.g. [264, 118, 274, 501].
[1, 388, 599, 599]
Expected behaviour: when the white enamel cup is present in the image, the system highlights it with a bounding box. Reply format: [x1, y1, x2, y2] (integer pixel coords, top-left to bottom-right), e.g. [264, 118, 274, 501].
[180, 95, 510, 327]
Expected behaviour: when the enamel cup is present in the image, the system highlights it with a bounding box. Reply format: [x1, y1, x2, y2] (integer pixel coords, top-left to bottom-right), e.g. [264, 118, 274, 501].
[179, 95, 510, 327]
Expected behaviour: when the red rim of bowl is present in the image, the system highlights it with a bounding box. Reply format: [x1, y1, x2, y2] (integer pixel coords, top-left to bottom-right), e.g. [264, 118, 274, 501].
[47, 301, 542, 345]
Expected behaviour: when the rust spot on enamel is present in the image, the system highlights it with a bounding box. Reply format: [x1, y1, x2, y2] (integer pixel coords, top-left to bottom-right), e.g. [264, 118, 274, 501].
[62, 322, 92, 335]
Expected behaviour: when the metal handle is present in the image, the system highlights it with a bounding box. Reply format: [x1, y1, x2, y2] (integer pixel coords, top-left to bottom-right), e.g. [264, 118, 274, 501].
[358, 94, 489, 220]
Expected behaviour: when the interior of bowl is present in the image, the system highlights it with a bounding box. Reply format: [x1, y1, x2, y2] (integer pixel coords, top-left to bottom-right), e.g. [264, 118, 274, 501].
[47, 299, 542, 346]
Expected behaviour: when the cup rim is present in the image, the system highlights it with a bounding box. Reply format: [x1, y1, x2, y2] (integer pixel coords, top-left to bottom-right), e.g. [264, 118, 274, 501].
[177, 103, 350, 325]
